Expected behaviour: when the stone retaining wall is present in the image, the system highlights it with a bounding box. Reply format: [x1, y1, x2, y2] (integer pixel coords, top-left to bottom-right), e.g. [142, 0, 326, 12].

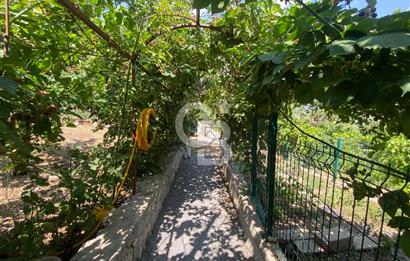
[221, 163, 287, 261]
[71, 148, 183, 261]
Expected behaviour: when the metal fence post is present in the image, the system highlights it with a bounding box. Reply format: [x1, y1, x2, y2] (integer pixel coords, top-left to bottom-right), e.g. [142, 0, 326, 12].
[251, 115, 258, 198]
[266, 112, 278, 237]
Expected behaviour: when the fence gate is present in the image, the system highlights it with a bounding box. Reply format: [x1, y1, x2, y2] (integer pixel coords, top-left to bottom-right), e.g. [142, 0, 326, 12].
[250, 110, 410, 261]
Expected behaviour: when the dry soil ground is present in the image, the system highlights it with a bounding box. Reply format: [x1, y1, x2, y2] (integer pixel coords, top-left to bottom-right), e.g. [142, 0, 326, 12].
[0, 120, 105, 236]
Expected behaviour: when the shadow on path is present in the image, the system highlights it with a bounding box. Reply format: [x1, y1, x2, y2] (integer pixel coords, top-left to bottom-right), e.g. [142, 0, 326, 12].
[141, 149, 253, 260]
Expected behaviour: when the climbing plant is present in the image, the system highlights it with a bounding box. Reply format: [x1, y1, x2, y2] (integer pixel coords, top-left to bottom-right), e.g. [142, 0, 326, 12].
[0, 0, 219, 258]
[0, 0, 409, 258]
[205, 1, 410, 255]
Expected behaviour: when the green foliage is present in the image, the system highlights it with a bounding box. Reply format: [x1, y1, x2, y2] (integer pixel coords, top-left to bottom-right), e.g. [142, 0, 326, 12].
[1, 0, 409, 258]
[372, 134, 410, 174]
[0, 0, 208, 258]
[244, 7, 410, 137]
[0, 148, 111, 259]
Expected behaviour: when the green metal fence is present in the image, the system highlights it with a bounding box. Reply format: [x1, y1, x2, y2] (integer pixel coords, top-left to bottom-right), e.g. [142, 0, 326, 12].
[250, 110, 410, 260]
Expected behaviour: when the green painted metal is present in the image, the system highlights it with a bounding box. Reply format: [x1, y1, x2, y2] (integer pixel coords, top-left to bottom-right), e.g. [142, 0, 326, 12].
[251, 196, 266, 226]
[251, 115, 258, 198]
[333, 138, 344, 179]
[266, 112, 278, 237]
[249, 107, 407, 260]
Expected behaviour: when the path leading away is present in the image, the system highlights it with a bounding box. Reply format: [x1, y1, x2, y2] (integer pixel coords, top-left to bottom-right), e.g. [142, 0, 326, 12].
[142, 149, 253, 260]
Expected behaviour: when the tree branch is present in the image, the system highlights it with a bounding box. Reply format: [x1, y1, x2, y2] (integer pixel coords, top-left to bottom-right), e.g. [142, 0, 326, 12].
[56, 0, 132, 59]
[145, 23, 222, 45]
[196, 9, 200, 27]
[160, 14, 196, 23]
[70, 14, 110, 59]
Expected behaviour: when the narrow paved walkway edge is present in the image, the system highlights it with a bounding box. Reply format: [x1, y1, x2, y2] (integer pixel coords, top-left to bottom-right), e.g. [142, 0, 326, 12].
[222, 163, 287, 261]
[72, 149, 183, 261]
[142, 150, 254, 260]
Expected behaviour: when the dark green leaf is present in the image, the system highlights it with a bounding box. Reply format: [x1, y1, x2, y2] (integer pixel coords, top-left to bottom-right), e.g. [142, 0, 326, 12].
[352, 181, 367, 201]
[378, 190, 410, 217]
[322, 24, 341, 39]
[31, 175, 49, 186]
[404, 204, 410, 216]
[211, 0, 229, 14]
[323, 81, 354, 107]
[398, 78, 410, 97]
[258, 51, 286, 64]
[43, 202, 57, 215]
[328, 40, 356, 56]
[193, 0, 211, 9]
[357, 32, 410, 49]
[0, 120, 32, 155]
[400, 230, 410, 257]
[355, 75, 378, 105]
[376, 12, 410, 33]
[388, 216, 410, 229]
[23, 205, 31, 215]
[299, 31, 315, 49]
[0, 77, 18, 95]
[344, 30, 367, 40]
[0, 101, 12, 118]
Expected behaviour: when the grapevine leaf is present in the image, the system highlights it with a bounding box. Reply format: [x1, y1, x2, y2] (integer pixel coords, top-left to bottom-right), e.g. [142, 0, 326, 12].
[398, 78, 410, 97]
[328, 40, 356, 56]
[211, 0, 229, 14]
[0, 77, 18, 95]
[400, 230, 410, 257]
[378, 190, 410, 218]
[388, 216, 410, 229]
[0, 120, 32, 155]
[193, 0, 211, 9]
[357, 32, 410, 49]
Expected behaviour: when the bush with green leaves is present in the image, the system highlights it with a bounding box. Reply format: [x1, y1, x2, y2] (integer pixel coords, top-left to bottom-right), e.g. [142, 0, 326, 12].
[1, 0, 410, 258]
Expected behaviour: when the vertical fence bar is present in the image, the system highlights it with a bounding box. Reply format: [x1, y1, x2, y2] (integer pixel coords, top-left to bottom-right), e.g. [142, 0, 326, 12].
[266, 112, 278, 237]
[333, 138, 344, 180]
[251, 115, 258, 198]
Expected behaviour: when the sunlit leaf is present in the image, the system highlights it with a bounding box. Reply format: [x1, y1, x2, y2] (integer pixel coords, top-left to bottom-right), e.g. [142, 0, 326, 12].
[357, 32, 410, 49]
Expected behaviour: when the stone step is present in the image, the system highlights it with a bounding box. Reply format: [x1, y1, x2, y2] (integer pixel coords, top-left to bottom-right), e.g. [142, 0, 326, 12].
[275, 227, 312, 241]
[284, 227, 379, 256]
[353, 235, 378, 250]
[293, 238, 324, 254]
[314, 226, 353, 252]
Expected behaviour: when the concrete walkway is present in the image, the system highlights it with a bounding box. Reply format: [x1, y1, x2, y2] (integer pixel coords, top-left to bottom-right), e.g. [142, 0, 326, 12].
[141, 149, 253, 260]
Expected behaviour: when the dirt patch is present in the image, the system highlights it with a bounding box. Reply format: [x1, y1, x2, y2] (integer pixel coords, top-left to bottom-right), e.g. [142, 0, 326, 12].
[60, 120, 106, 150]
[0, 120, 106, 236]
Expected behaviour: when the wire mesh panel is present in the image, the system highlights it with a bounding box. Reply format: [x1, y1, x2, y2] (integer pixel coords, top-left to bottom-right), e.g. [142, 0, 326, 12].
[250, 112, 410, 261]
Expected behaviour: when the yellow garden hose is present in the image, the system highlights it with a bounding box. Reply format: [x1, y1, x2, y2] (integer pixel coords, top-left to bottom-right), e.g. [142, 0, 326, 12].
[57, 108, 157, 253]
[111, 107, 157, 205]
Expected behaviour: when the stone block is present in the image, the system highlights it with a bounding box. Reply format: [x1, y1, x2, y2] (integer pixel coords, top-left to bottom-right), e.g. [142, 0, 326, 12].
[314, 226, 353, 252]
[294, 238, 324, 254]
[353, 236, 378, 250]
[71, 149, 183, 261]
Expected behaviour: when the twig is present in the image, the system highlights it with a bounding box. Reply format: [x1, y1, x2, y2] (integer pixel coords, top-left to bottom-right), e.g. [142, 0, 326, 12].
[70, 13, 110, 59]
[56, 0, 132, 59]
[10, 1, 42, 23]
[160, 14, 196, 23]
[145, 23, 222, 45]
[292, 0, 342, 36]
